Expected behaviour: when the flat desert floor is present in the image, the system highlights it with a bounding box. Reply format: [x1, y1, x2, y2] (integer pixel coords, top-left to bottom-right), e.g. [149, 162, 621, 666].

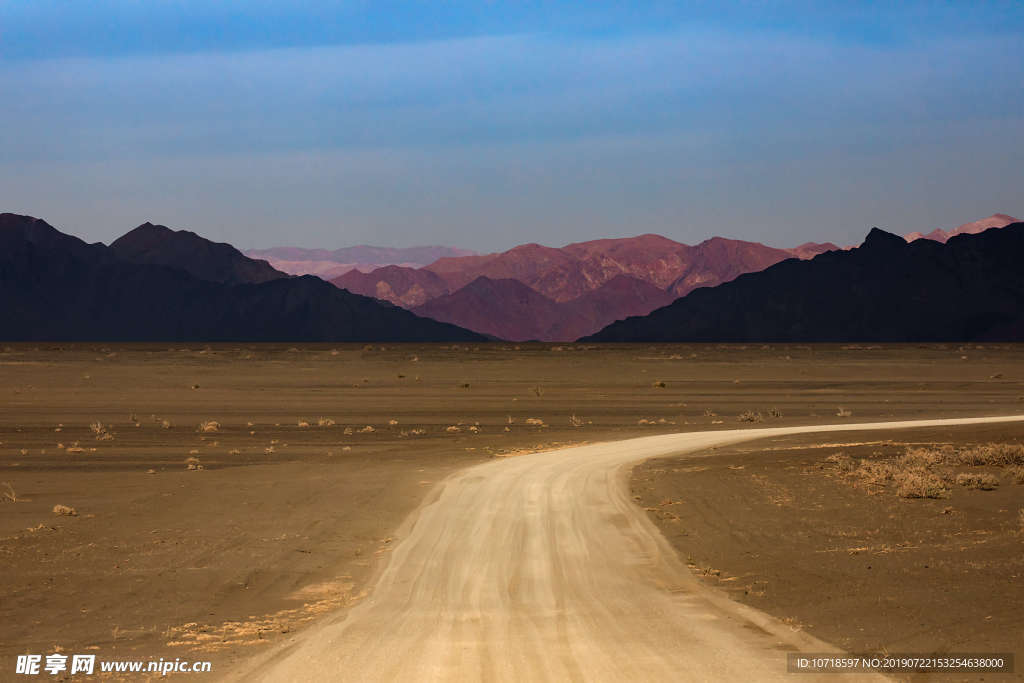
[1, 343, 1023, 677]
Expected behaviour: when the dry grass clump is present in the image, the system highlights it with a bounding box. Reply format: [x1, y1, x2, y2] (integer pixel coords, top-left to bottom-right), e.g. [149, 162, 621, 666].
[525, 418, 547, 427]
[358, 425, 376, 433]
[702, 408, 717, 417]
[2, 482, 17, 503]
[568, 414, 588, 428]
[957, 443, 1024, 466]
[388, 419, 399, 426]
[1008, 466, 1024, 484]
[652, 380, 666, 388]
[1019, 509, 1024, 532]
[161, 419, 172, 429]
[316, 417, 335, 427]
[198, 420, 220, 433]
[825, 452, 857, 474]
[53, 504, 77, 516]
[445, 425, 461, 433]
[836, 407, 853, 417]
[185, 456, 204, 471]
[66, 442, 85, 454]
[956, 473, 1000, 490]
[896, 470, 948, 499]
[90, 421, 114, 440]
[737, 411, 763, 423]
[767, 407, 783, 418]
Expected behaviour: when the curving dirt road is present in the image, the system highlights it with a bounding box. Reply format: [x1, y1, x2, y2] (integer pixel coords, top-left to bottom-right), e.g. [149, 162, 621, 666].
[236, 416, 1024, 682]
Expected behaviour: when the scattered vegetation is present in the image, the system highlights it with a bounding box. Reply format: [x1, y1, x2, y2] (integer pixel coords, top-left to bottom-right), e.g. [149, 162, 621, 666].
[956, 473, 999, 490]
[737, 411, 763, 423]
[826, 442, 1024, 499]
[90, 421, 114, 440]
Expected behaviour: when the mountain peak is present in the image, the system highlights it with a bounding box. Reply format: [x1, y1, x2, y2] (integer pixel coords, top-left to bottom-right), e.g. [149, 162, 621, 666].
[862, 227, 905, 250]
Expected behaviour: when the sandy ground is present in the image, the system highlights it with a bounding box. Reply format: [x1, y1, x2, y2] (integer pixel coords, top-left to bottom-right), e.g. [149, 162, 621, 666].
[2, 343, 1023, 678]
[633, 422, 1024, 678]
[231, 417, 1023, 682]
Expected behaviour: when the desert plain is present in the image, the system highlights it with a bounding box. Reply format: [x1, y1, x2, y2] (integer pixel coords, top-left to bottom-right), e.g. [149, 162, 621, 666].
[2, 343, 1023, 679]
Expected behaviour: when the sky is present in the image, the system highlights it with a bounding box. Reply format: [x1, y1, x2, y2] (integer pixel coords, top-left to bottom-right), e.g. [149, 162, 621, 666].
[1, 1, 1022, 252]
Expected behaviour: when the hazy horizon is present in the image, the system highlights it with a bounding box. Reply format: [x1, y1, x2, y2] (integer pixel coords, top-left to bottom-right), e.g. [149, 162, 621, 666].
[2, 2, 1022, 252]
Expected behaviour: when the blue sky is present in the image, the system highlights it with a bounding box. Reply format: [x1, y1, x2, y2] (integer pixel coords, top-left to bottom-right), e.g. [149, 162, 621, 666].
[1, 1, 1022, 250]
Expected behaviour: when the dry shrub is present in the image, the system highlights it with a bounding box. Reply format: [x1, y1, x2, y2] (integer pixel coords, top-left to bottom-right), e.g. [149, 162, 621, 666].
[956, 473, 999, 490]
[836, 407, 853, 417]
[767, 407, 783, 418]
[2, 482, 17, 503]
[445, 425, 461, 433]
[896, 469, 948, 499]
[161, 419, 172, 430]
[652, 381, 666, 388]
[53, 504, 77, 516]
[856, 459, 898, 485]
[1008, 466, 1024, 484]
[343, 427, 353, 435]
[185, 456, 204, 471]
[358, 425, 375, 433]
[737, 411, 763, 423]
[957, 443, 1024, 466]
[825, 452, 857, 474]
[525, 418, 546, 427]
[66, 442, 85, 454]
[702, 408, 717, 417]
[297, 420, 310, 428]
[1019, 509, 1024, 532]
[900, 447, 952, 468]
[316, 417, 335, 427]
[198, 420, 220, 433]
[388, 419, 399, 425]
[569, 414, 585, 428]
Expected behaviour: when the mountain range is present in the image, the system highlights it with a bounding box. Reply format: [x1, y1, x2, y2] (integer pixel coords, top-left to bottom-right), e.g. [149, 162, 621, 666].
[585, 222, 1024, 342]
[2, 211, 1020, 343]
[329, 234, 840, 340]
[0, 214, 484, 342]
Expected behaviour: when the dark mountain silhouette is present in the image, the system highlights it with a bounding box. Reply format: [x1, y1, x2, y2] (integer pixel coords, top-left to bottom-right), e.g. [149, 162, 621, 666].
[111, 222, 287, 284]
[0, 214, 485, 342]
[110, 223, 288, 284]
[583, 224, 1024, 342]
[331, 266, 450, 307]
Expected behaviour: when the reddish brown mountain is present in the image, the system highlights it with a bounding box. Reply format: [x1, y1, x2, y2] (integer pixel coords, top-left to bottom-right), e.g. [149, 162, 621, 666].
[409, 273, 676, 341]
[423, 233, 823, 302]
[331, 266, 449, 307]
[412, 277, 583, 341]
[904, 213, 1019, 243]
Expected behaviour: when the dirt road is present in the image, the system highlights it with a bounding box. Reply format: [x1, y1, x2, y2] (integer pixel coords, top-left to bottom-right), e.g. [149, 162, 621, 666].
[237, 416, 1024, 682]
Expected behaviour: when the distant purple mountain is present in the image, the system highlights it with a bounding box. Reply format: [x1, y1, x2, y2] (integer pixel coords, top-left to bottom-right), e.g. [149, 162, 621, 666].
[245, 244, 477, 280]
